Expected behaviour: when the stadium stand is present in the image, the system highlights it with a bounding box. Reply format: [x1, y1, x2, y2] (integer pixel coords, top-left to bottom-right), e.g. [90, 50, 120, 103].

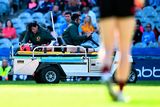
[18, 12, 33, 25]
[32, 12, 46, 24]
[135, 9, 144, 21]
[133, 42, 147, 48]
[0, 2, 10, 16]
[155, 6, 160, 14]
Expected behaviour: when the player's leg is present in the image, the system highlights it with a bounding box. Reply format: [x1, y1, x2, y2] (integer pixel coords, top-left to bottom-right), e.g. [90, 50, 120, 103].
[116, 17, 135, 101]
[99, 18, 118, 101]
[99, 17, 116, 74]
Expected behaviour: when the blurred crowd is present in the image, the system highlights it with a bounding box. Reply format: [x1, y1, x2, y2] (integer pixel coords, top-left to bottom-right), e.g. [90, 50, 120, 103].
[0, 0, 160, 52]
[0, 0, 100, 52]
[134, 0, 160, 48]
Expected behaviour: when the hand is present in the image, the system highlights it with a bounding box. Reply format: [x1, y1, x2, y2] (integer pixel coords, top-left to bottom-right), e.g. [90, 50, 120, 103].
[86, 32, 92, 37]
[48, 40, 56, 46]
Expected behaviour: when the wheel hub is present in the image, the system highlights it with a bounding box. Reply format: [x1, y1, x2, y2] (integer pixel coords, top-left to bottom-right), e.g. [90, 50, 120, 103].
[129, 72, 136, 82]
[45, 71, 56, 82]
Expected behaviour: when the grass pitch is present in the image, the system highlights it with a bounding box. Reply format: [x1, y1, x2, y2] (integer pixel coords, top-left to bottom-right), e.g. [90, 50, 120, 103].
[0, 81, 160, 107]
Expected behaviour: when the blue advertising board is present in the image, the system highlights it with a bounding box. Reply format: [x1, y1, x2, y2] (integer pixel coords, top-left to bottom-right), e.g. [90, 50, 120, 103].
[0, 48, 10, 58]
[133, 56, 160, 80]
[132, 48, 160, 80]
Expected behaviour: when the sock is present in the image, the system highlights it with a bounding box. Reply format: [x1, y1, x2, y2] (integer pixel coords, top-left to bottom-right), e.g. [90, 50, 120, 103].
[101, 66, 110, 73]
[119, 81, 125, 92]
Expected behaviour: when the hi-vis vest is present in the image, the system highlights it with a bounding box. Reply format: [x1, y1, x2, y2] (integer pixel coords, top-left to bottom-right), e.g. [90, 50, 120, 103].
[0, 66, 11, 77]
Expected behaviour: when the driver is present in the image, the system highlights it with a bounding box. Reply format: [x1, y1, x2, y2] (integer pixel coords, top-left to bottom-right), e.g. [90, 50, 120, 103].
[62, 13, 91, 45]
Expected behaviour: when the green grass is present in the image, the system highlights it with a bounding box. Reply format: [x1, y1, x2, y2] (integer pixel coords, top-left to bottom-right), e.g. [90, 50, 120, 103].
[0, 81, 160, 107]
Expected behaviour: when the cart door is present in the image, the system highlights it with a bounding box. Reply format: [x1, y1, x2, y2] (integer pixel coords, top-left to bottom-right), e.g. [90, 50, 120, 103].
[13, 58, 39, 75]
[89, 59, 101, 72]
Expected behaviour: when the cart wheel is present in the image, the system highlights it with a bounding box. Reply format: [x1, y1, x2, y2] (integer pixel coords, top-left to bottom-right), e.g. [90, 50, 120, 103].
[128, 69, 137, 83]
[39, 67, 60, 83]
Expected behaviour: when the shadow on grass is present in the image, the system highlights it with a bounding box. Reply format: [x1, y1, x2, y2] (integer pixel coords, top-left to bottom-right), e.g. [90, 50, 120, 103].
[129, 81, 160, 86]
[0, 80, 101, 86]
[0, 81, 37, 85]
[0, 80, 159, 86]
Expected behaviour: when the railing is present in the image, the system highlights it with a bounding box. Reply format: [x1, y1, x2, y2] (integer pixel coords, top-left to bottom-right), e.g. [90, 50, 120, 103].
[32, 45, 88, 59]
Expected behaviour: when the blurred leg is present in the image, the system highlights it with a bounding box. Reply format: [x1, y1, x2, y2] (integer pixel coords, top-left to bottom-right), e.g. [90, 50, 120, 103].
[99, 17, 116, 71]
[99, 17, 119, 101]
[116, 17, 135, 88]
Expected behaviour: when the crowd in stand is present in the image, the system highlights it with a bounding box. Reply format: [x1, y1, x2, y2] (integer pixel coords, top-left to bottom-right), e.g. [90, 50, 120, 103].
[0, 0, 100, 53]
[0, 0, 160, 54]
[1, 0, 160, 52]
[134, 0, 160, 48]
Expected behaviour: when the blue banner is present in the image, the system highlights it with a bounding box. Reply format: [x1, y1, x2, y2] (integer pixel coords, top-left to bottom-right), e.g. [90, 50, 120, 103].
[133, 57, 160, 80]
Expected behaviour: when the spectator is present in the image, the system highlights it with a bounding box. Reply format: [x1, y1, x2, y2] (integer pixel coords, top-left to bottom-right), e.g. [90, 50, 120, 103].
[51, 5, 61, 23]
[65, 0, 80, 12]
[79, 15, 99, 51]
[133, 20, 144, 45]
[64, 11, 72, 24]
[89, 0, 97, 7]
[53, 11, 71, 36]
[80, 0, 90, 9]
[82, 7, 97, 28]
[38, 0, 45, 6]
[62, 13, 90, 45]
[0, 59, 11, 81]
[9, 0, 25, 14]
[80, 15, 95, 34]
[0, 20, 12, 48]
[10, 0, 18, 14]
[54, 0, 67, 11]
[26, 0, 39, 14]
[2, 19, 19, 49]
[60, 11, 72, 35]
[80, 0, 97, 9]
[22, 22, 56, 46]
[37, 0, 52, 14]
[142, 23, 156, 46]
[2, 19, 17, 39]
[0, 20, 4, 38]
[153, 25, 160, 41]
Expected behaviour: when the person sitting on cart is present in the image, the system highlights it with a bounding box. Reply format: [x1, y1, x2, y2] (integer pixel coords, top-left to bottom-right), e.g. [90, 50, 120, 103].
[22, 22, 56, 47]
[62, 13, 99, 53]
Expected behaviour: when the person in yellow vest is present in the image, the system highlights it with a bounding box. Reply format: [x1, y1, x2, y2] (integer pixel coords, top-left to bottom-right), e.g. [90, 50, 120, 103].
[0, 59, 11, 81]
